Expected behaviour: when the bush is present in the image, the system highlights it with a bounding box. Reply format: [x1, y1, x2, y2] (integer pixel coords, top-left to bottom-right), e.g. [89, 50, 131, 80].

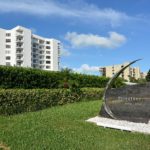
[0, 88, 104, 115]
[81, 88, 104, 101]
[0, 66, 109, 89]
[112, 77, 126, 88]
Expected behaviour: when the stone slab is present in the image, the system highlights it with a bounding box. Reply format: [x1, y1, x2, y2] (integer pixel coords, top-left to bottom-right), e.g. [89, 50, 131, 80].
[86, 116, 150, 134]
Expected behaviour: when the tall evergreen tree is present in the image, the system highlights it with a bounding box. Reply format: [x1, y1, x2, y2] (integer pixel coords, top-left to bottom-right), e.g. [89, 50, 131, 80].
[146, 70, 150, 81]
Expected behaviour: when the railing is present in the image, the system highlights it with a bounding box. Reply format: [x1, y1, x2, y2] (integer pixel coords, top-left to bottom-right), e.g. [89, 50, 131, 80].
[16, 45, 23, 48]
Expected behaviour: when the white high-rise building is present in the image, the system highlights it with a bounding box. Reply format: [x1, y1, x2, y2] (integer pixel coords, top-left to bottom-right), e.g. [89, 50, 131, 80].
[0, 26, 61, 71]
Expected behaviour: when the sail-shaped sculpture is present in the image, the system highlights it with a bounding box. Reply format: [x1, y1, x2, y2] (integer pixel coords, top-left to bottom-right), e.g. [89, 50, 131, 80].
[100, 59, 150, 123]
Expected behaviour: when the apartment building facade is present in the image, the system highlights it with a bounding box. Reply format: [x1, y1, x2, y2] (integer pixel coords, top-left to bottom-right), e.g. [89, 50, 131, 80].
[0, 26, 61, 71]
[100, 62, 144, 81]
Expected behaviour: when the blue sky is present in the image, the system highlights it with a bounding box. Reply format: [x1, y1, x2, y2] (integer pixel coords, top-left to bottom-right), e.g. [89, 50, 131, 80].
[0, 0, 150, 74]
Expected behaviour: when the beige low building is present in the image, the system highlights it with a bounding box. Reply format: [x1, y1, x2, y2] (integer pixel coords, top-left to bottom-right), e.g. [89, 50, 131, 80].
[100, 62, 145, 81]
[140, 72, 147, 79]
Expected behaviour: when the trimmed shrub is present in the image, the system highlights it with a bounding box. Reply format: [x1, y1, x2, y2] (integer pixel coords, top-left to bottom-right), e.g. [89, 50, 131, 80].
[0, 66, 109, 89]
[81, 88, 104, 101]
[0, 88, 104, 115]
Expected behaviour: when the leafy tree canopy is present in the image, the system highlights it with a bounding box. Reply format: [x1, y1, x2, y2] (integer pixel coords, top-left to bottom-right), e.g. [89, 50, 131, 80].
[146, 70, 150, 81]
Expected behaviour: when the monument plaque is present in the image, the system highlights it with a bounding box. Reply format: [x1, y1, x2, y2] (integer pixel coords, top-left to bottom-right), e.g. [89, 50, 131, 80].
[100, 59, 150, 123]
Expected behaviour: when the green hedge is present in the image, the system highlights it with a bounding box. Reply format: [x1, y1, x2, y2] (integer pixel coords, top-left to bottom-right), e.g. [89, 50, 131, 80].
[81, 88, 104, 100]
[0, 88, 104, 115]
[0, 66, 109, 89]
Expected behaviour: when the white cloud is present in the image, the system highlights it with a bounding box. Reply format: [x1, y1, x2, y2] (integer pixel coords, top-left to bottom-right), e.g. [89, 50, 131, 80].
[60, 48, 71, 56]
[65, 32, 126, 48]
[0, 0, 131, 27]
[73, 64, 100, 74]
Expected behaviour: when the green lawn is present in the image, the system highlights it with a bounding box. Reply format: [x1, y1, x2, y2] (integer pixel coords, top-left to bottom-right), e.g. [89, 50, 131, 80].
[0, 100, 150, 150]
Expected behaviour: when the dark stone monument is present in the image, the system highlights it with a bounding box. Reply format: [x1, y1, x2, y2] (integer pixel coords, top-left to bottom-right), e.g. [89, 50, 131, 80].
[100, 59, 150, 123]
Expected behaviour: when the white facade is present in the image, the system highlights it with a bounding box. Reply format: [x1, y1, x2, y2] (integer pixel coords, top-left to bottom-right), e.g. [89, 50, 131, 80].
[0, 26, 61, 71]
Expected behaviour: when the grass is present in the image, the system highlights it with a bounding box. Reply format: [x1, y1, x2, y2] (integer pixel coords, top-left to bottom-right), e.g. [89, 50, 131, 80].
[0, 100, 150, 150]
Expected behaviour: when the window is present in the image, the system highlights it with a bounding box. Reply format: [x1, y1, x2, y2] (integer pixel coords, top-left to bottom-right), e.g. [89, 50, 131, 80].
[6, 45, 11, 48]
[46, 56, 51, 59]
[6, 33, 11, 36]
[33, 55, 36, 58]
[39, 51, 44, 54]
[46, 51, 50, 54]
[39, 40, 44, 44]
[6, 39, 11, 43]
[16, 62, 22, 66]
[46, 46, 51, 49]
[46, 66, 50, 69]
[58, 50, 60, 55]
[6, 62, 11, 66]
[6, 56, 11, 60]
[46, 41, 50, 44]
[5, 50, 11, 54]
[39, 66, 44, 69]
[46, 61, 51, 64]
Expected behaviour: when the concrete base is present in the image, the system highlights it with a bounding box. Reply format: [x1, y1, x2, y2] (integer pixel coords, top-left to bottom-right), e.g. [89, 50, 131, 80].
[86, 116, 150, 134]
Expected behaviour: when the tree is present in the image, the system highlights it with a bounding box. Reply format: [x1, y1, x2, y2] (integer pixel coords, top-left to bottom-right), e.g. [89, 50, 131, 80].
[146, 70, 150, 82]
[59, 68, 72, 88]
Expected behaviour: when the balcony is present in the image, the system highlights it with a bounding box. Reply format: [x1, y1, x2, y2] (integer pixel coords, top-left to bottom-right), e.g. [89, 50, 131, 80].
[39, 56, 45, 60]
[32, 64, 39, 69]
[32, 39, 38, 44]
[16, 53, 23, 57]
[32, 56, 39, 60]
[16, 49, 23, 54]
[16, 29, 23, 36]
[39, 59, 45, 64]
[16, 60, 23, 67]
[16, 44, 23, 48]
[32, 59, 39, 64]
[16, 56, 23, 61]
[39, 50, 44, 54]
[16, 38, 23, 43]
[39, 46, 45, 50]
[16, 33, 23, 38]
[32, 43, 39, 49]
[39, 65, 45, 69]
[32, 49, 39, 54]
[16, 63, 23, 67]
